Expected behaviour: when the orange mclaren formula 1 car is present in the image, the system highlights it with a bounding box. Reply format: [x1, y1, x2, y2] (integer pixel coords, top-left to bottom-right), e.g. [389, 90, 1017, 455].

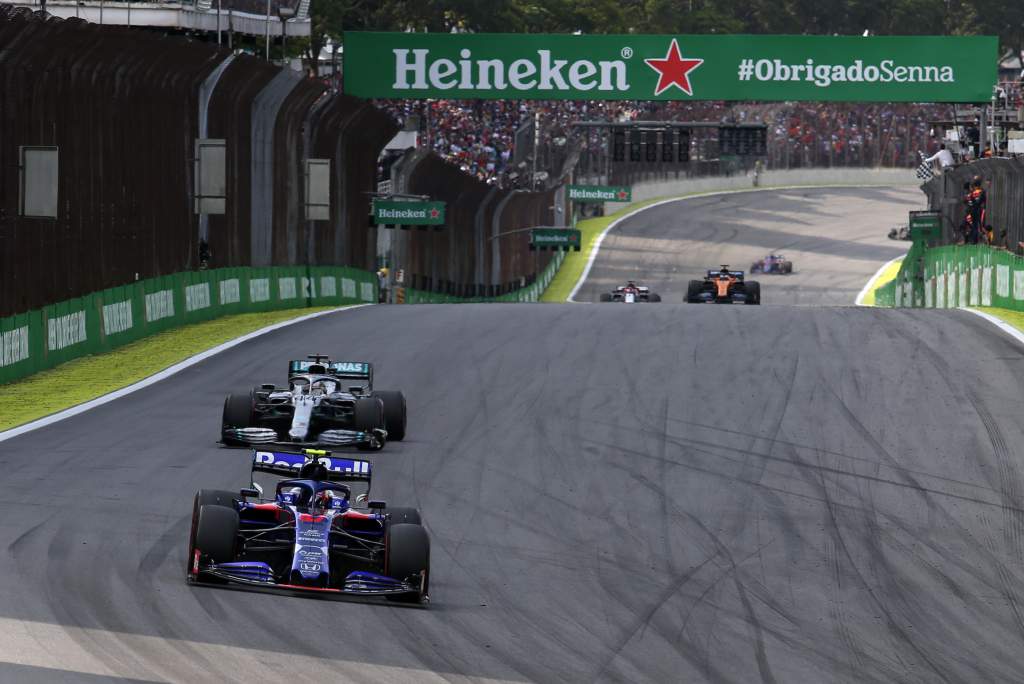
[686, 266, 761, 304]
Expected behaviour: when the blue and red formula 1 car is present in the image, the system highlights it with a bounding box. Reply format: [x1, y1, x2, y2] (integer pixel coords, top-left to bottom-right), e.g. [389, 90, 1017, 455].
[749, 254, 793, 274]
[187, 449, 429, 603]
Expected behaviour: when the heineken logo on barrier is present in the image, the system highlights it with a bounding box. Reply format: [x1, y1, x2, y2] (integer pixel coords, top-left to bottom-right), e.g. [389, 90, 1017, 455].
[568, 185, 631, 202]
[343, 32, 996, 103]
[373, 199, 446, 226]
[531, 228, 581, 252]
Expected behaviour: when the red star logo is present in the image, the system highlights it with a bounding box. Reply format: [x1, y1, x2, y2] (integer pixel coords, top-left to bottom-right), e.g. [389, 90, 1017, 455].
[616, 190, 628, 200]
[429, 208, 440, 219]
[644, 39, 703, 97]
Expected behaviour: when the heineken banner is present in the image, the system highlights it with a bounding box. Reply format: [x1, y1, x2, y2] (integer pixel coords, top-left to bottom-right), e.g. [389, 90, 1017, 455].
[343, 32, 996, 103]
[568, 185, 631, 203]
[530, 228, 582, 251]
[372, 199, 446, 226]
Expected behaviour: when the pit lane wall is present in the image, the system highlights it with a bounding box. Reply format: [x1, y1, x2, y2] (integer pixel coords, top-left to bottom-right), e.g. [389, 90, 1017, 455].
[0, 266, 376, 385]
[403, 251, 564, 303]
[0, 7, 395, 319]
[873, 245, 1024, 310]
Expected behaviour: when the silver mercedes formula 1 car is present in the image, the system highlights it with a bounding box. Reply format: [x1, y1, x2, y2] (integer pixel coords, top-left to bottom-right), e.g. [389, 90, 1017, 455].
[220, 355, 407, 450]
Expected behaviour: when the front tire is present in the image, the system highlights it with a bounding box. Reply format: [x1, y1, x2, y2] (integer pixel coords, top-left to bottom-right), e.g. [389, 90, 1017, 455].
[352, 397, 385, 433]
[385, 523, 430, 603]
[599, 293, 612, 302]
[648, 293, 661, 303]
[387, 507, 422, 526]
[374, 390, 407, 441]
[221, 393, 254, 445]
[188, 504, 239, 582]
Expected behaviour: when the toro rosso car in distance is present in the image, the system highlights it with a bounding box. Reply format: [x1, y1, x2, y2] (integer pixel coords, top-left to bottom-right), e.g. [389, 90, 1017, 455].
[599, 281, 662, 303]
[187, 448, 429, 603]
[749, 254, 793, 274]
[686, 266, 761, 304]
[221, 355, 406, 449]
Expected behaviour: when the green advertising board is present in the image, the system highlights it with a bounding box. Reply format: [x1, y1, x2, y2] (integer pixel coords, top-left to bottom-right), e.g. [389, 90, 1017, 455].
[530, 228, 582, 251]
[373, 199, 446, 226]
[909, 210, 942, 244]
[568, 185, 631, 203]
[343, 32, 997, 103]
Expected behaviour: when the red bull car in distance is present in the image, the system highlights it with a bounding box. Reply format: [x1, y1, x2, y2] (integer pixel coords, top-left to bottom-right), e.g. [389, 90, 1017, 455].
[187, 449, 429, 603]
[686, 266, 761, 304]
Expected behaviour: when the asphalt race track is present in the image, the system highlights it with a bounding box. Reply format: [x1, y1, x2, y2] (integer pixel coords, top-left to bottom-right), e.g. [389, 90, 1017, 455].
[574, 186, 918, 305]
[5, 188, 1024, 683]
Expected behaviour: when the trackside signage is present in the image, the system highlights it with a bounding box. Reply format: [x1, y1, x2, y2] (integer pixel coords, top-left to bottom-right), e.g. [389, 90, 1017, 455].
[568, 185, 631, 202]
[372, 199, 446, 225]
[343, 32, 997, 103]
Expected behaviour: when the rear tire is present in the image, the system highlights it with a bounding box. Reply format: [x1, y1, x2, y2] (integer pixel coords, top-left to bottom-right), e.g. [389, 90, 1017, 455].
[374, 390, 407, 441]
[221, 393, 253, 445]
[352, 397, 385, 433]
[745, 281, 761, 305]
[385, 523, 430, 602]
[686, 280, 704, 303]
[599, 293, 612, 302]
[783, 262, 793, 274]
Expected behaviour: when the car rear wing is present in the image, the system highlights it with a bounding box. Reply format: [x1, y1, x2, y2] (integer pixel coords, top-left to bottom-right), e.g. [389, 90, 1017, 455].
[328, 361, 373, 382]
[706, 270, 745, 279]
[251, 449, 372, 484]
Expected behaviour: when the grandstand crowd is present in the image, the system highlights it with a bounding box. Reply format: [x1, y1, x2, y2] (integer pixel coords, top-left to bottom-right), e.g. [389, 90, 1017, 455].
[377, 80, 1023, 188]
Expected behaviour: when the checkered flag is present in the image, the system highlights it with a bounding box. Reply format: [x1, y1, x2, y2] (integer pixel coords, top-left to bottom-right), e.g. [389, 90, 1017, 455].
[915, 151, 934, 181]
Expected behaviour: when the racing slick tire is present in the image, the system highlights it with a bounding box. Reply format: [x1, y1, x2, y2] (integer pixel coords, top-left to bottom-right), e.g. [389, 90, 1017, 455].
[387, 507, 422, 526]
[599, 293, 613, 302]
[352, 397, 385, 433]
[221, 393, 254, 445]
[686, 280, 704, 303]
[750, 263, 761, 273]
[188, 504, 239, 582]
[195, 489, 238, 510]
[744, 281, 762, 305]
[385, 523, 430, 603]
[374, 390, 407, 441]
[648, 293, 662, 303]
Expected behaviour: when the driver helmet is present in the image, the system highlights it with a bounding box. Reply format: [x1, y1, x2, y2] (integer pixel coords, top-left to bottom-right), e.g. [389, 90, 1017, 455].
[314, 489, 347, 511]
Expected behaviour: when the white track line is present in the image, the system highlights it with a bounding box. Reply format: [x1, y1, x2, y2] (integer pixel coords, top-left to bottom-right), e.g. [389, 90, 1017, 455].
[566, 183, 910, 302]
[0, 304, 372, 443]
[854, 254, 907, 306]
[961, 308, 1024, 347]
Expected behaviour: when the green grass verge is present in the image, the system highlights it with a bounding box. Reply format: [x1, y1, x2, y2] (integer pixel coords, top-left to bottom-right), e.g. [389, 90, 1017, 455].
[0, 306, 343, 432]
[859, 257, 904, 306]
[541, 196, 680, 302]
[975, 307, 1024, 333]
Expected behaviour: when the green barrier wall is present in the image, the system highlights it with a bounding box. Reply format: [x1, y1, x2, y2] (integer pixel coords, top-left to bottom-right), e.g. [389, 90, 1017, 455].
[875, 244, 1024, 311]
[0, 266, 378, 385]
[405, 251, 565, 304]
